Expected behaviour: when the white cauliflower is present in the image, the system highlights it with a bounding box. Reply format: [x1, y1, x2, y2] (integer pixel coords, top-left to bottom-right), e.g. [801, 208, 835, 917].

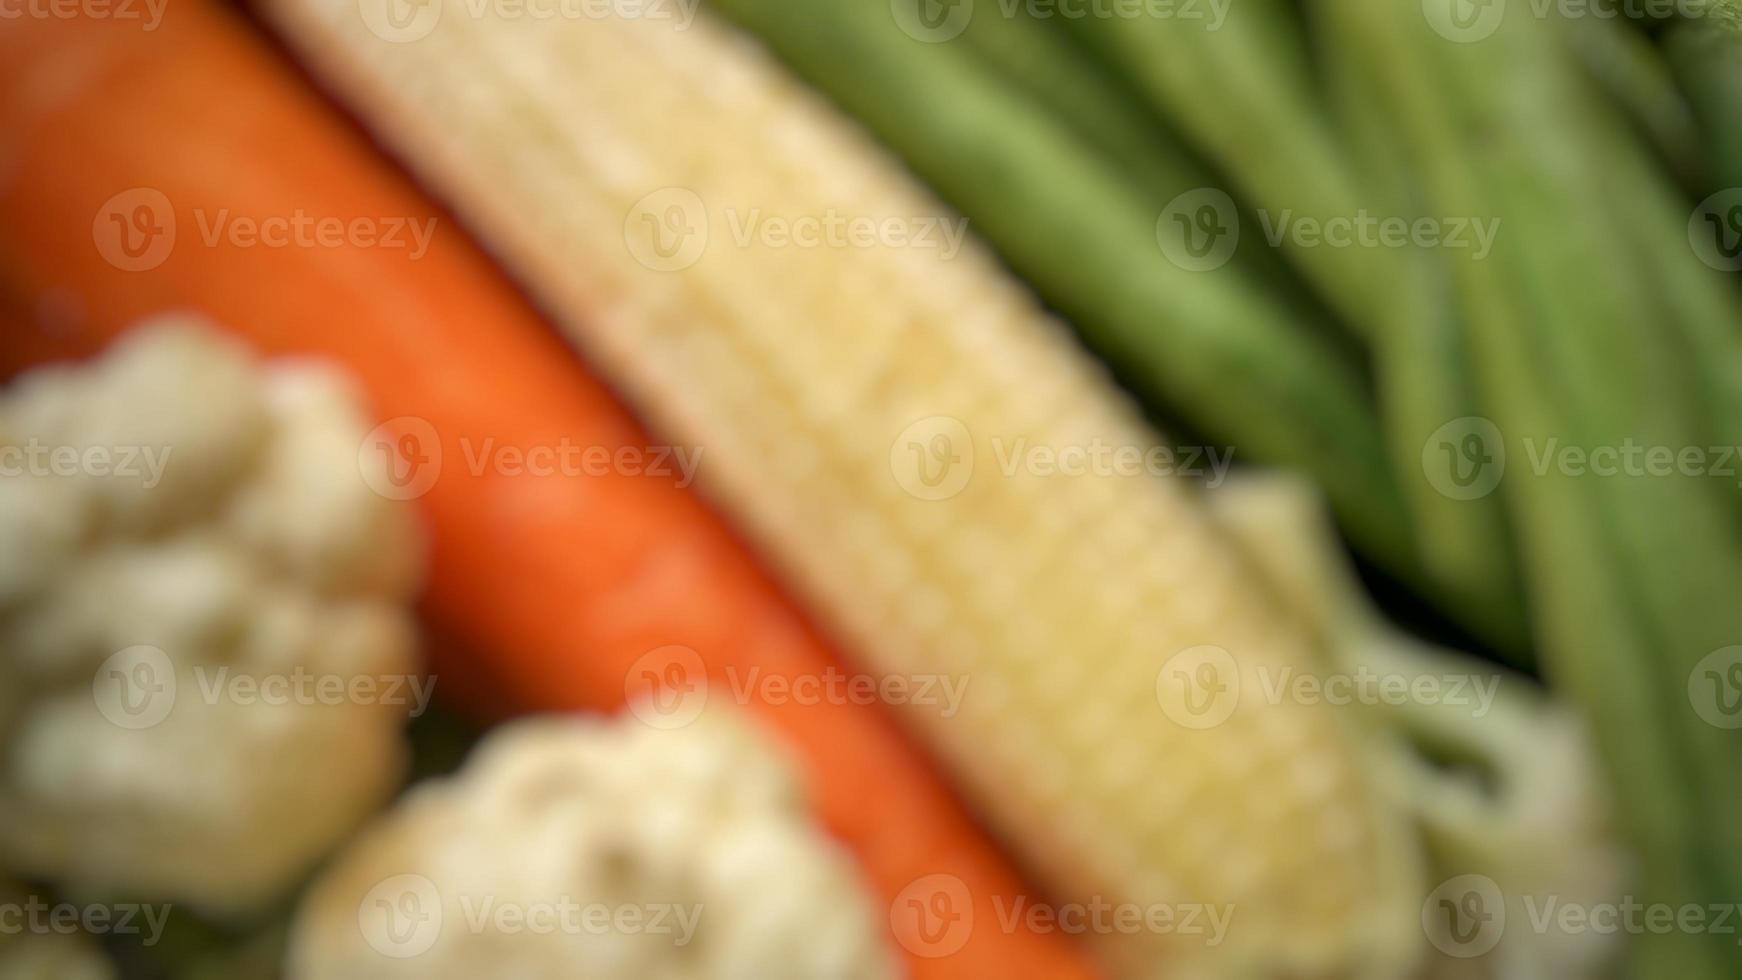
[0, 317, 424, 913]
[287, 705, 896, 980]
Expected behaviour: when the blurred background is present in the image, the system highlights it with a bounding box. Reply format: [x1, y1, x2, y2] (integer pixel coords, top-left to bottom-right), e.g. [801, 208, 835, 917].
[0, 0, 1739, 977]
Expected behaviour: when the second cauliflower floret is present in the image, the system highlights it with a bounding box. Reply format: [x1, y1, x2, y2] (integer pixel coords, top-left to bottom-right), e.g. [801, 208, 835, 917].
[288, 705, 896, 980]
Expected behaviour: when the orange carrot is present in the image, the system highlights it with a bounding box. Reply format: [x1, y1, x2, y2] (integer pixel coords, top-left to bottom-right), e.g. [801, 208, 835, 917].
[0, 8, 1100, 978]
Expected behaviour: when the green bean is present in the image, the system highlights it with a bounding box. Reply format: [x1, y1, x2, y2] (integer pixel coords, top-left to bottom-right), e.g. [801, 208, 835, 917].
[1322, 2, 1742, 975]
[948, 5, 1337, 341]
[1667, 20, 1742, 196]
[1567, 14, 1704, 189]
[1324, 49, 1530, 659]
[706, 0, 1418, 581]
[1058, 0, 1400, 340]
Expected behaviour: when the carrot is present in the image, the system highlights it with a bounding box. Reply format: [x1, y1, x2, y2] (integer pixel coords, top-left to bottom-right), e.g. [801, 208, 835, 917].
[0, 8, 1100, 978]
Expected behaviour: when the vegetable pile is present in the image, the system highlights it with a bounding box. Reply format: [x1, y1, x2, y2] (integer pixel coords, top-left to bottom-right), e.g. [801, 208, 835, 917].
[0, 0, 1735, 978]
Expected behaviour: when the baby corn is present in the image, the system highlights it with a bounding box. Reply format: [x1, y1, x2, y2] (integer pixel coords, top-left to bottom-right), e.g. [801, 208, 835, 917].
[265, 5, 1424, 976]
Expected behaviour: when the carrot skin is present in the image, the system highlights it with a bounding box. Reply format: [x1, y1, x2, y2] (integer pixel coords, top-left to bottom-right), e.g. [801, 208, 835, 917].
[0, 9, 1100, 978]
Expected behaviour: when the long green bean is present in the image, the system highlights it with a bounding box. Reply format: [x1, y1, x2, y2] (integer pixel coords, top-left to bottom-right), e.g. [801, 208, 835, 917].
[708, 0, 1418, 580]
[1057, 0, 1398, 340]
[1322, 3, 1742, 976]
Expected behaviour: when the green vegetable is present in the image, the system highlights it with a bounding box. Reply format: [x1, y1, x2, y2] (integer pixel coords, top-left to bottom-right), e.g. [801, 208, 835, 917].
[1566, 13, 1703, 189]
[947, 1, 1543, 652]
[1056, 0, 1391, 338]
[707, 0, 1419, 582]
[1326, 41, 1529, 658]
[948, 7, 1320, 307]
[1321, 2, 1742, 976]
[1667, 20, 1742, 202]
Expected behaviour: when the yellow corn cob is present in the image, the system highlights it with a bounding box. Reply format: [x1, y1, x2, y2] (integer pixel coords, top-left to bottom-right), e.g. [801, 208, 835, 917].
[265, 5, 1425, 976]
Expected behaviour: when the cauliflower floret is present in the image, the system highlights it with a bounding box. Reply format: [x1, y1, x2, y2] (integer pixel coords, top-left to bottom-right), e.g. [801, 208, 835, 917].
[225, 363, 420, 598]
[287, 706, 896, 980]
[0, 317, 424, 913]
